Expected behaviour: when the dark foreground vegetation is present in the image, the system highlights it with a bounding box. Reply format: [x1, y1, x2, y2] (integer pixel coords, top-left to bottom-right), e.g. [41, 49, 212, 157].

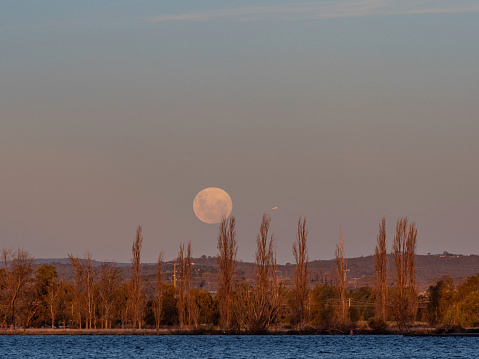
[1, 215, 478, 334]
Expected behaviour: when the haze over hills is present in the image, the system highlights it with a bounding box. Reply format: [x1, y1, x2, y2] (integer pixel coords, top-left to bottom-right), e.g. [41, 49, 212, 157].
[36, 252, 479, 292]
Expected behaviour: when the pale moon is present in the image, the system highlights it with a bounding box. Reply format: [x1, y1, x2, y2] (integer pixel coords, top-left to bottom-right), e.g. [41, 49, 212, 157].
[193, 187, 233, 224]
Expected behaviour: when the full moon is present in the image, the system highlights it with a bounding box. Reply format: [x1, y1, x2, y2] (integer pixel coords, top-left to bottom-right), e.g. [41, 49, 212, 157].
[193, 187, 233, 224]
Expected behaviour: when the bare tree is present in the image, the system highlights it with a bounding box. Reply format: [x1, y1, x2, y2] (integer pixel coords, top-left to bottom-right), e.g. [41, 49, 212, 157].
[256, 215, 273, 296]
[186, 247, 199, 328]
[391, 217, 418, 332]
[216, 216, 237, 329]
[177, 243, 186, 328]
[153, 252, 164, 330]
[245, 214, 279, 332]
[0, 248, 35, 329]
[374, 217, 388, 322]
[129, 225, 144, 329]
[98, 261, 121, 329]
[177, 242, 193, 328]
[292, 217, 308, 327]
[0, 248, 14, 328]
[335, 228, 347, 324]
[271, 238, 280, 328]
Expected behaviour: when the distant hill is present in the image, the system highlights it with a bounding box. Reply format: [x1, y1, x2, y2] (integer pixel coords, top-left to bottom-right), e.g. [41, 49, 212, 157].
[306, 253, 479, 291]
[35, 253, 479, 293]
[34, 258, 131, 267]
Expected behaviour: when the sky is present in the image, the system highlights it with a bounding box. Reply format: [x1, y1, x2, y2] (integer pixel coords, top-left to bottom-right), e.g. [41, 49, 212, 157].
[1, 0, 478, 264]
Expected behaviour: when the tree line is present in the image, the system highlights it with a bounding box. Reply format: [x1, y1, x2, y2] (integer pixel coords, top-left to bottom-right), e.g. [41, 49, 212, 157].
[1, 215, 478, 332]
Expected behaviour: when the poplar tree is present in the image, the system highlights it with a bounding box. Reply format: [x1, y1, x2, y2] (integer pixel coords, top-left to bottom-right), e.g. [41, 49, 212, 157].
[238, 214, 279, 332]
[217, 216, 237, 329]
[153, 252, 164, 330]
[177, 242, 193, 328]
[335, 228, 347, 324]
[374, 217, 388, 322]
[292, 217, 308, 327]
[129, 225, 144, 329]
[391, 217, 417, 332]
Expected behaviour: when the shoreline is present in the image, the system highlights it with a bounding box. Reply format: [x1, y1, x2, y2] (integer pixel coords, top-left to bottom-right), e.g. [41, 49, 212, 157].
[0, 328, 395, 336]
[3, 327, 476, 336]
[2, 323, 478, 336]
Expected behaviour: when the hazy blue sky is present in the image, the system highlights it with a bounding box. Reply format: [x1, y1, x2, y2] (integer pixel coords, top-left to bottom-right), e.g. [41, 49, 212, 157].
[1, 0, 478, 263]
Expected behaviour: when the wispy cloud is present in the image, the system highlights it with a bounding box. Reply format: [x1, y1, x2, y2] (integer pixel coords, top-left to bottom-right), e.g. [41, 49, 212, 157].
[150, 0, 479, 23]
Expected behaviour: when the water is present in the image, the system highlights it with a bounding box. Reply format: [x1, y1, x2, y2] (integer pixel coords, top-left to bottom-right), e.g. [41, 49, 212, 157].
[0, 335, 478, 358]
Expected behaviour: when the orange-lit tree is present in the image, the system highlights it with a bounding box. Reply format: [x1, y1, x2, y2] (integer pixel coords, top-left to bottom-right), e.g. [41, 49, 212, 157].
[292, 217, 308, 327]
[98, 261, 121, 329]
[217, 216, 237, 329]
[0, 248, 35, 329]
[177, 241, 193, 328]
[129, 225, 144, 329]
[246, 214, 279, 332]
[153, 252, 164, 330]
[335, 228, 347, 324]
[391, 217, 417, 332]
[374, 217, 388, 322]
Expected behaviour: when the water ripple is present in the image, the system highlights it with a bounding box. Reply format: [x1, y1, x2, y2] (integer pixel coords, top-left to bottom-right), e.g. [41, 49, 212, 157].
[0, 335, 478, 359]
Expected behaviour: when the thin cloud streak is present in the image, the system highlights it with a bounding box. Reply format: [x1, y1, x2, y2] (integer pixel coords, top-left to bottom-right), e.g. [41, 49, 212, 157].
[150, 0, 479, 23]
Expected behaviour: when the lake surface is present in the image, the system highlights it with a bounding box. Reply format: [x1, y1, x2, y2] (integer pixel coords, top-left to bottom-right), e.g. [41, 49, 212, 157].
[0, 335, 478, 358]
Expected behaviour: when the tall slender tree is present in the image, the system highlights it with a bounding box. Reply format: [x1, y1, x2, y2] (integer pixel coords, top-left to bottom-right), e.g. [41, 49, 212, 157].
[216, 216, 237, 329]
[177, 242, 193, 328]
[177, 243, 186, 328]
[250, 214, 279, 332]
[256, 215, 274, 296]
[292, 217, 308, 327]
[374, 217, 388, 322]
[391, 217, 417, 332]
[129, 225, 144, 329]
[186, 245, 199, 327]
[153, 252, 164, 330]
[335, 228, 347, 324]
